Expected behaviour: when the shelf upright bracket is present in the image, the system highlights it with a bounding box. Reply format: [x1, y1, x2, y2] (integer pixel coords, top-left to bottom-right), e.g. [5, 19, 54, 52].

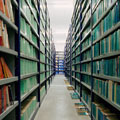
[45, 0, 47, 93]
[16, 0, 21, 119]
[38, 0, 41, 106]
[90, 0, 94, 119]
[80, 0, 82, 101]
[70, 26, 72, 85]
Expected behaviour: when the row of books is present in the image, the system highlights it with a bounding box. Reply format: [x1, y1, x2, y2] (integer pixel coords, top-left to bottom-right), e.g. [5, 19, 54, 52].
[76, 47, 80, 55]
[20, 59, 38, 75]
[32, 34, 38, 46]
[82, 25, 91, 39]
[92, 0, 115, 26]
[0, 20, 9, 48]
[47, 72, 50, 78]
[81, 36, 91, 51]
[72, 66, 75, 71]
[40, 42, 45, 53]
[20, 37, 37, 58]
[20, 0, 38, 32]
[93, 78, 109, 99]
[82, 0, 90, 18]
[40, 63, 45, 71]
[0, 0, 14, 23]
[76, 83, 80, 93]
[76, 64, 80, 71]
[93, 56, 120, 77]
[72, 52, 75, 58]
[82, 74, 91, 86]
[21, 96, 37, 120]
[92, 102, 120, 120]
[40, 86, 46, 101]
[93, 78, 120, 106]
[92, 2, 120, 42]
[20, 76, 37, 96]
[103, 2, 120, 33]
[81, 62, 91, 73]
[81, 0, 88, 11]
[81, 49, 91, 61]
[93, 29, 120, 57]
[0, 57, 13, 114]
[27, 0, 38, 19]
[76, 72, 80, 80]
[82, 8, 91, 27]
[40, 73, 45, 82]
[82, 88, 91, 108]
[21, 16, 32, 40]
[75, 56, 80, 63]
[40, 53, 45, 63]
[0, 85, 13, 115]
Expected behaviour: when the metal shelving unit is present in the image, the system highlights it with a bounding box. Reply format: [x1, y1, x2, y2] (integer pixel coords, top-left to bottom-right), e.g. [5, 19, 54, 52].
[64, 0, 120, 119]
[0, 0, 56, 120]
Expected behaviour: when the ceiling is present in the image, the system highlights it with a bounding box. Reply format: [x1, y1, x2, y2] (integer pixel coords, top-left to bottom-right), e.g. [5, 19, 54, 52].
[47, 0, 73, 51]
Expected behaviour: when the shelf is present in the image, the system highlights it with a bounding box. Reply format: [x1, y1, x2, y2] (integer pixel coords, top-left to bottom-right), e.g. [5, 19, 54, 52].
[40, 79, 46, 85]
[20, 9, 39, 38]
[21, 72, 39, 80]
[81, 82, 91, 90]
[93, 90, 120, 111]
[81, 44, 91, 54]
[29, 103, 39, 120]
[92, 0, 117, 30]
[81, 59, 91, 64]
[93, 74, 120, 83]
[81, 71, 91, 76]
[0, 77, 18, 86]
[93, 51, 120, 61]
[0, 101, 18, 120]
[40, 93, 46, 105]
[81, 98, 91, 112]
[0, 11, 18, 32]
[21, 54, 39, 62]
[20, 31, 39, 50]
[93, 22, 120, 45]
[25, 0, 39, 25]
[80, 30, 91, 44]
[21, 84, 39, 102]
[0, 47, 18, 56]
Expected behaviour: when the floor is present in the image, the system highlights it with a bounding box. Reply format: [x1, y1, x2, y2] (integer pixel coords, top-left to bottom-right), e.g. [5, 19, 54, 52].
[35, 75, 91, 120]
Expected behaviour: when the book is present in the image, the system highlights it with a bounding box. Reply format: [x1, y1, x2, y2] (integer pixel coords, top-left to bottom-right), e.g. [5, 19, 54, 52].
[0, 20, 4, 46]
[4, 0, 10, 18]
[0, 0, 5, 13]
[0, 57, 13, 78]
[21, 96, 37, 120]
[7, 0, 14, 23]
[0, 60, 4, 79]
[0, 21, 10, 48]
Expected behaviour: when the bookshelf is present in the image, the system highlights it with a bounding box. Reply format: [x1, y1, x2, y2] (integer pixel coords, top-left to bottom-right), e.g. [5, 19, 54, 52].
[65, 0, 120, 119]
[64, 26, 72, 84]
[55, 52, 65, 74]
[0, 0, 55, 120]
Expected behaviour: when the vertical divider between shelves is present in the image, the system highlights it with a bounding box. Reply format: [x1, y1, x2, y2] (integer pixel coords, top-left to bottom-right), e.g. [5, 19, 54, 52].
[16, 0, 21, 119]
[45, 1, 47, 92]
[80, 0, 82, 101]
[90, 0, 94, 119]
[70, 33, 72, 85]
[38, 0, 41, 106]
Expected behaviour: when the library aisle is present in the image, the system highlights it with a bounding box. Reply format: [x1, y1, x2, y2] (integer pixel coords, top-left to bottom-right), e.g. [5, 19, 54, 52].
[35, 75, 90, 120]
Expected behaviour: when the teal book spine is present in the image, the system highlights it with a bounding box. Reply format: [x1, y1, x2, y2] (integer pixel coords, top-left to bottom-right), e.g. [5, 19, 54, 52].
[116, 84, 120, 105]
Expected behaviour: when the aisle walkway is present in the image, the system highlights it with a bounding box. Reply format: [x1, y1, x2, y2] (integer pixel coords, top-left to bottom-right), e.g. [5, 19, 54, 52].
[35, 75, 90, 120]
